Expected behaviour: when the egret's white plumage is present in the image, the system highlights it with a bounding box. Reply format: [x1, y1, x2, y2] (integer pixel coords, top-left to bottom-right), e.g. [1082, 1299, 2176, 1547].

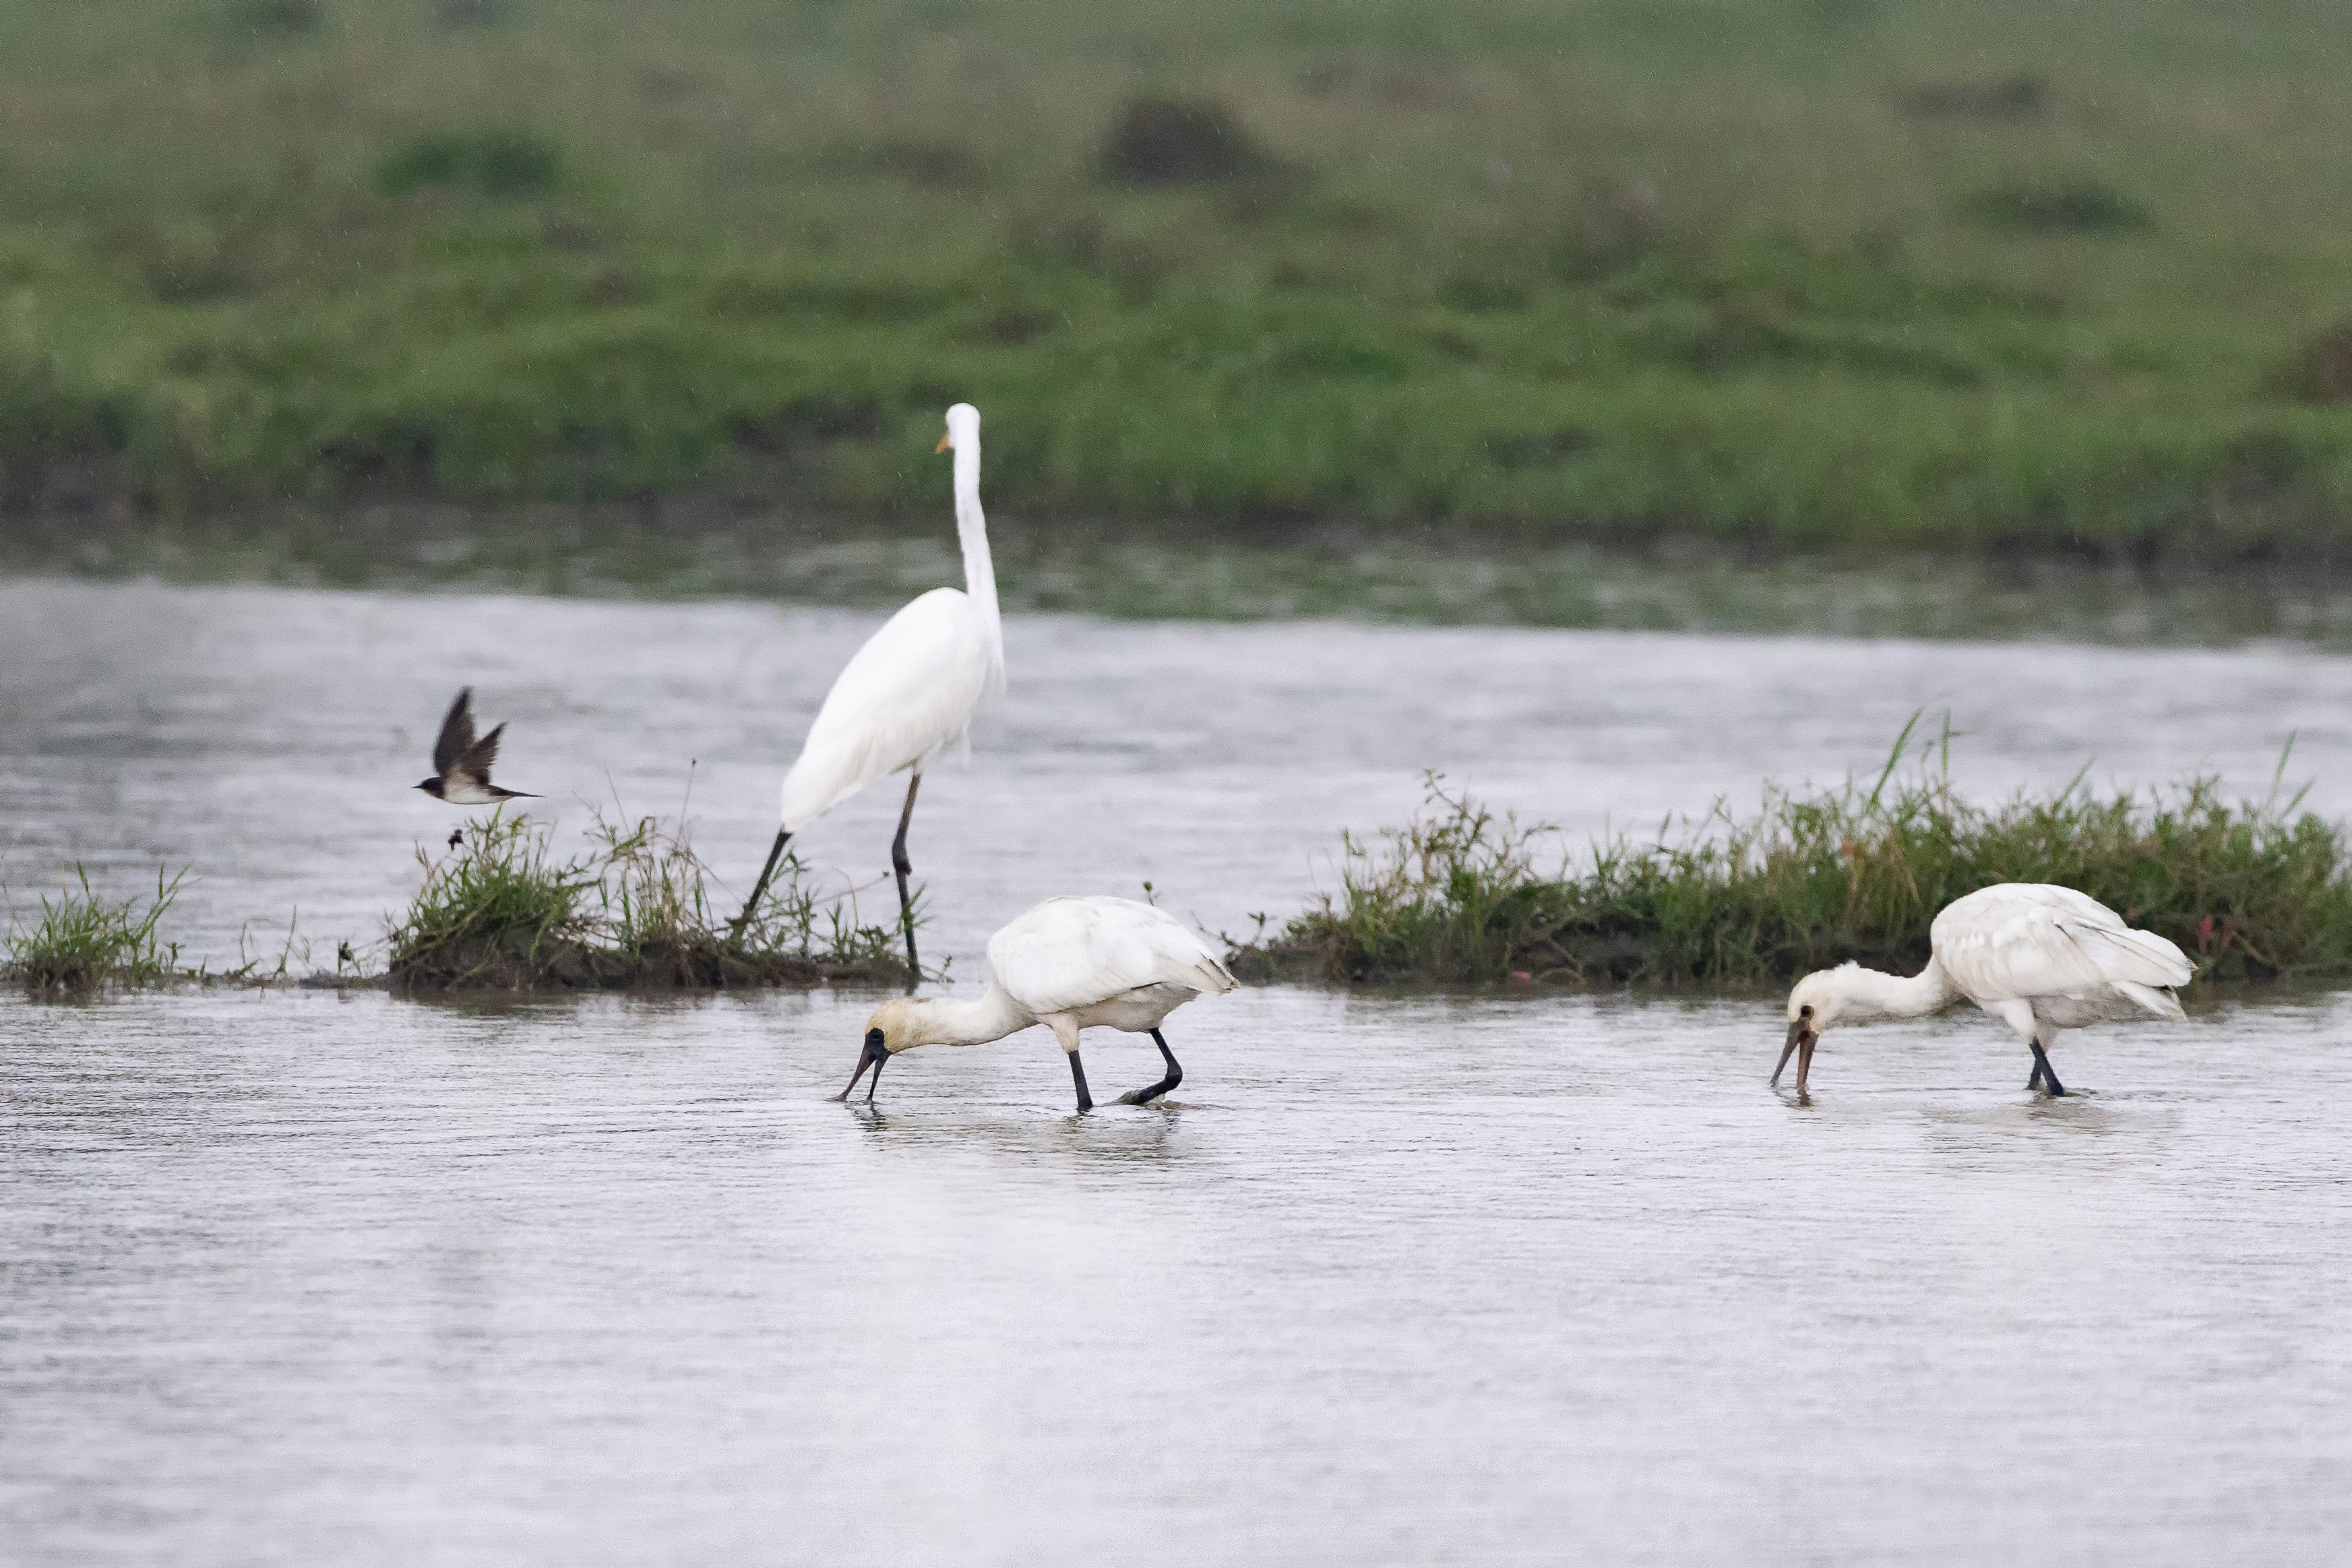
[777, 582, 998, 828]
[838, 896, 1239, 1110]
[734, 402, 1003, 970]
[1777, 881, 2192, 1095]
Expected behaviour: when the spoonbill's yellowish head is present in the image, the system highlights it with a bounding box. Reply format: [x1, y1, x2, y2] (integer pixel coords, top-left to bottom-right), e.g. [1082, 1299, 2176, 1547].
[862, 997, 926, 1054]
[1775, 968, 1847, 1091]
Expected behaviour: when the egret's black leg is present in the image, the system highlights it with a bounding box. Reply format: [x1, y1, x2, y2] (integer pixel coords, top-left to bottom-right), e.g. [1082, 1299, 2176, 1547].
[890, 774, 923, 986]
[732, 829, 793, 935]
[1067, 1050, 1094, 1113]
[2031, 1042, 2067, 1097]
[1118, 1028, 1184, 1106]
[2028, 1055, 2045, 1091]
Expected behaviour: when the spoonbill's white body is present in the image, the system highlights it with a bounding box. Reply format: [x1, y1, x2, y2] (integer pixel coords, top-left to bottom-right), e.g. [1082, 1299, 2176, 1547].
[1777, 882, 2192, 1096]
[839, 896, 1239, 1111]
[733, 403, 1004, 976]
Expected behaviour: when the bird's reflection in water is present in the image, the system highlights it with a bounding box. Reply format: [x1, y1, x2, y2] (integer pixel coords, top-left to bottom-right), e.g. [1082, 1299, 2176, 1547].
[843, 1096, 1190, 1168]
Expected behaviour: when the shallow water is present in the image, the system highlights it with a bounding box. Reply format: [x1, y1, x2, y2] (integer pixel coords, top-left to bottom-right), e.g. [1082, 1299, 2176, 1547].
[7, 985, 2351, 1565]
[5, 577, 2352, 1564]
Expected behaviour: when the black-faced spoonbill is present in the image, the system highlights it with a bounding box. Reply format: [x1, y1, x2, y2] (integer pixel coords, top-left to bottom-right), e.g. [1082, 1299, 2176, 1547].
[836, 895, 1239, 1112]
[731, 402, 1003, 978]
[1776, 881, 2192, 1096]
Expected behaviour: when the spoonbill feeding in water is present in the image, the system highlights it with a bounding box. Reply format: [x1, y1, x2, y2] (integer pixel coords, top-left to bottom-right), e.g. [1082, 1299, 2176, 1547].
[731, 403, 1003, 978]
[1775, 881, 2193, 1096]
[835, 895, 1239, 1112]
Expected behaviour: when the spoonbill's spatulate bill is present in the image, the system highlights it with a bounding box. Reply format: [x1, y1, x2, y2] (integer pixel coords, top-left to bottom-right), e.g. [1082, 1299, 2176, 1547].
[731, 403, 1004, 978]
[1776, 881, 2193, 1096]
[837, 895, 1239, 1112]
[414, 687, 538, 805]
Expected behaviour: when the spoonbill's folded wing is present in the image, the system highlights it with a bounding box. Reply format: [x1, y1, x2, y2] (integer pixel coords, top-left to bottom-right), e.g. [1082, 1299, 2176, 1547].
[1933, 882, 2191, 1013]
[989, 896, 1237, 1016]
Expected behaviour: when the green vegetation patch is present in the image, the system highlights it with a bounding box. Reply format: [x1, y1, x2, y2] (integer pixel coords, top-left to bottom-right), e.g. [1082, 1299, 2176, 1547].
[7, 0, 2352, 555]
[375, 127, 563, 201]
[387, 809, 910, 991]
[4, 865, 187, 994]
[1236, 722, 2352, 989]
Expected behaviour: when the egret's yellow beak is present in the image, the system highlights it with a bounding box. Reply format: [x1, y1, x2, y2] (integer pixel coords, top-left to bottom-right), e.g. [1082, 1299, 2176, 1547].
[935, 431, 952, 453]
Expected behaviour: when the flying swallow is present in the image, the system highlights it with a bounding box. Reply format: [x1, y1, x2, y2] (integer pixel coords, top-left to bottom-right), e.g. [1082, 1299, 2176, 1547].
[414, 688, 538, 805]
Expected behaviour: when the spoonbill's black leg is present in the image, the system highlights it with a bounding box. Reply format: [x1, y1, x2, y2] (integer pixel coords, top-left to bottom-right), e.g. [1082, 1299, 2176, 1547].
[2028, 1055, 2046, 1091]
[2031, 1042, 2067, 1097]
[890, 774, 923, 987]
[731, 828, 794, 935]
[1067, 1050, 1094, 1113]
[1118, 1029, 1184, 1105]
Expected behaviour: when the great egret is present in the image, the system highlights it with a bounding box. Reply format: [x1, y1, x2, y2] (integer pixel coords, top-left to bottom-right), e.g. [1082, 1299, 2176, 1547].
[1776, 882, 2193, 1096]
[836, 895, 1239, 1112]
[731, 403, 1003, 976]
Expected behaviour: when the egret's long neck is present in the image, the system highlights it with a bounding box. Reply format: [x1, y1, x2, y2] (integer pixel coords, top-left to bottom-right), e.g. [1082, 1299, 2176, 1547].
[952, 439, 1005, 695]
[1834, 960, 1958, 1022]
[902, 981, 1030, 1049]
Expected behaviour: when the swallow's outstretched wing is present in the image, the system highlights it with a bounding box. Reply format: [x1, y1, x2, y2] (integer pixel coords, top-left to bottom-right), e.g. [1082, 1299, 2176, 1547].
[431, 689, 477, 778]
[448, 723, 507, 794]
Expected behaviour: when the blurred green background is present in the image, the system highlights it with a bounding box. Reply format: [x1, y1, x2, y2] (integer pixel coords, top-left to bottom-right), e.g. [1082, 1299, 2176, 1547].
[5, 0, 2352, 559]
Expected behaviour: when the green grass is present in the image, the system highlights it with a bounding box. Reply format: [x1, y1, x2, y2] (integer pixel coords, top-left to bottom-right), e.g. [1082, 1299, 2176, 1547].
[3, 865, 187, 993]
[5, 1, 2352, 555]
[387, 808, 909, 989]
[1237, 720, 2352, 987]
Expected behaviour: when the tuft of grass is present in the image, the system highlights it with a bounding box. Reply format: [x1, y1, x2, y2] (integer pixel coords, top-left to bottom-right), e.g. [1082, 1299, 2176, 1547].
[385, 811, 594, 986]
[1962, 179, 2155, 236]
[220, 0, 322, 41]
[4, 865, 187, 994]
[375, 127, 563, 200]
[387, 807, 909, 991]
[1896, 75, 2048, 123]
[2268, 319, 2352, 407]
[1098, 96, 1269, 187]
[1238, 722, 2352, 989]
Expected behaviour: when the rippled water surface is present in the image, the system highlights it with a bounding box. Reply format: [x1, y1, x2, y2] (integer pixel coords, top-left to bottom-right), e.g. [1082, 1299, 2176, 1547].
[5, 578, 2352, 1565]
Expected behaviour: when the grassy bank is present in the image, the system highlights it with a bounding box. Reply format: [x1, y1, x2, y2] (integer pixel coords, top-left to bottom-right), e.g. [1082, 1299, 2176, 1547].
[3, 866, 188, 993]
[5, 1, 2352, 556]
[386, 810, 910, 991]
[1235, 730, 2352, 989]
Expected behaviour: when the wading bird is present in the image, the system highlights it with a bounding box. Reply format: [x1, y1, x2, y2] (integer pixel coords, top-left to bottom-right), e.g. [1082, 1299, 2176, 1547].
[731, 403, 1003, 978]
[835, 895, 1237, 1112]
[414, 688, 537, 805]
[1776, 881, 2192, 1096]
